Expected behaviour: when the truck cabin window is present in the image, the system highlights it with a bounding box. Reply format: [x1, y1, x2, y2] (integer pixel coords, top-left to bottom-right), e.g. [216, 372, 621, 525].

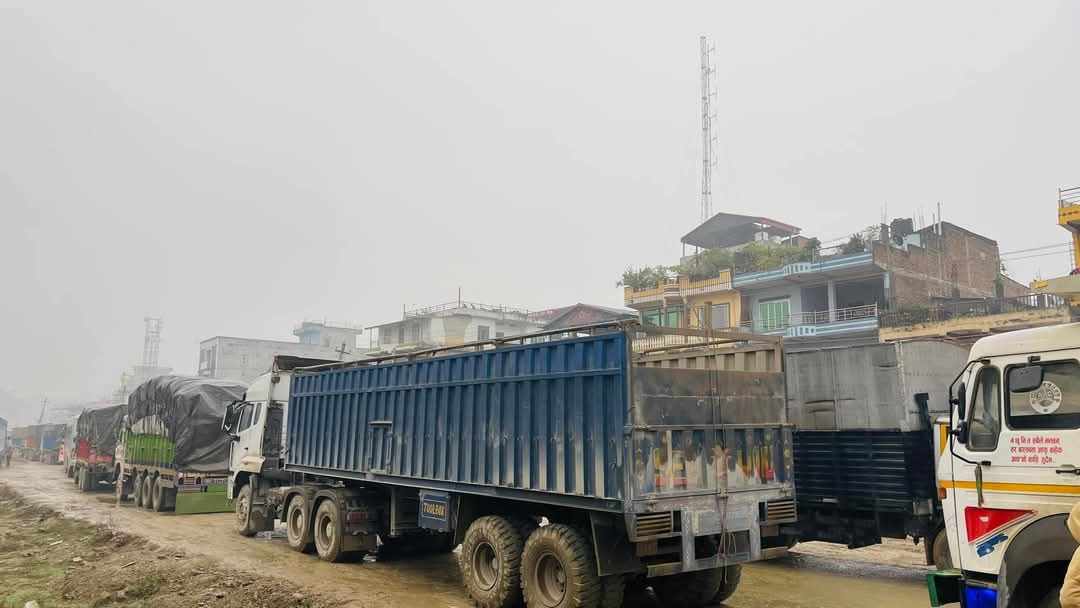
[968, 366, 1001, 451]
[1007, 360, 1080, 430]
[238, 405, 254, 433]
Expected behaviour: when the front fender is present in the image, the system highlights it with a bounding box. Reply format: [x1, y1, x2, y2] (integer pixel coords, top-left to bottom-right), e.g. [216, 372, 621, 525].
[997, 513, 1075, 608]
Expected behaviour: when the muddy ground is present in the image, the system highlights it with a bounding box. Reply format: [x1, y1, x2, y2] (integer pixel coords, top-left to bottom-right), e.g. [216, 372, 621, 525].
[0, 461, 933, 607]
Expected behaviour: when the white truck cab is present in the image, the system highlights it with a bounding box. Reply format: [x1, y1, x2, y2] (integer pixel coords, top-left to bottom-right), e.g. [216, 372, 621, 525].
[222, 356, 336, 532]
[930, 323, 1080, 608]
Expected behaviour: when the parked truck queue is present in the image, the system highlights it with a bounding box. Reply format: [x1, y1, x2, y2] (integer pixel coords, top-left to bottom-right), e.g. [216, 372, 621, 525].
[6, 320, 1079, 608]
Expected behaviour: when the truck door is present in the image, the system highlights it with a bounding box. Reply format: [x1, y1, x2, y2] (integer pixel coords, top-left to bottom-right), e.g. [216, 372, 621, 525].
[947, 354, 1080, 574]
[226, 403, 262, 495]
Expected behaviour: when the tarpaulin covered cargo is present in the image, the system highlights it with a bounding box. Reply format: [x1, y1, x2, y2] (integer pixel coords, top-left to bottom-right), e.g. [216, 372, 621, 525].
[75, 404, 125, 456]
[126, 376, 246, 472]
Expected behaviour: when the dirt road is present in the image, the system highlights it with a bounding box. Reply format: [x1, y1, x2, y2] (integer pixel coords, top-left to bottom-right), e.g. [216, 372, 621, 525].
[0, 461, 932, 607]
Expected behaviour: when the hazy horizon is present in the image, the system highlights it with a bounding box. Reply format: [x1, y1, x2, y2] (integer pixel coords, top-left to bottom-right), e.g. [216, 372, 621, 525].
[2, 1, 1078, 422]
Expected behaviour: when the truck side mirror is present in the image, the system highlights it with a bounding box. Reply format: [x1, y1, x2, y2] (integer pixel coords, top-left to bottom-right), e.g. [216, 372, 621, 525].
[950, 383, 968, 443]
[1008, 365, 1044, 393]
[221, 402, 240, 437]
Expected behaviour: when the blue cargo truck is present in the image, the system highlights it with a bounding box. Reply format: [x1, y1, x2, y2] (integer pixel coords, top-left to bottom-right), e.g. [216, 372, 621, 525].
[224, 323, 794, 608]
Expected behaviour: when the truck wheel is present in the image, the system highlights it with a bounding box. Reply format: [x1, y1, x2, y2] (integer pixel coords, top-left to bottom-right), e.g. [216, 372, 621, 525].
[313, 500, 345, 562]
[286, 495, 315, 553]
[932, 530, 953, 570]
[132, 472, 144, 506]
[79, 468, 92, 492]
[712, 565, 742, 604]
[1037, 586, 1062, 608]
[599, 574, 627, 608]
[151, 477, 167, 512]
[115, 468, 128, 502]
[234, 483, 258, 537]
[650, 567, 725, 608]
[141, 474, 155, 509]
[521, 524, 600, 608]
[460, 516, 526, 608]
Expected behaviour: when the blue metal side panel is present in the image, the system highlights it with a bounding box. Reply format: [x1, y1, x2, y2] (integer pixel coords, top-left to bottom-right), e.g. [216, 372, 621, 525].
[286, 333, 628, 502]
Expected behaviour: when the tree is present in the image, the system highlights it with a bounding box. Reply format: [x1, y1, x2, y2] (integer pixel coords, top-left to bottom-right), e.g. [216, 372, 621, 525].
[840, 233, 866, 255]
[617, 266, 672, 290]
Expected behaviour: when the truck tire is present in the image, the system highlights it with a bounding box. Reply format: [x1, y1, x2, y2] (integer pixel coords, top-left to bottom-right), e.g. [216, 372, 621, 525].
[711, 565, 742, 604]
[459, 515, 526, 608]
[521, 524, 600, 608]
[151, 477, 167, 512]
[599, 574, 627, 608]
[132, 471, 144, 506]
[141, 474, 155, 509]
[1037, 586, 1062, 608]
[286, 495, 315, 553]
[234, 483, 258, 537]
[932, 530, 953, 571]
[115, 467, 129, 502]
[313, 499, 345, 562]
[79, 468, 92, 492]
[650, 567, 725, 608]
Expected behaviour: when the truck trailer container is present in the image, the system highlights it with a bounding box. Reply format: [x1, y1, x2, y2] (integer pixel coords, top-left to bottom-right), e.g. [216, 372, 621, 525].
[115, 375, 247, 514]
[226, 323, 793, 608]
[785, 340, 969, 568]
[72, 404, 125, 492]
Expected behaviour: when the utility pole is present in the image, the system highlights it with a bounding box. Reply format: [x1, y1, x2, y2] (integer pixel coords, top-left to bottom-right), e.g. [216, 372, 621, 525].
[700, 35, 718, 226]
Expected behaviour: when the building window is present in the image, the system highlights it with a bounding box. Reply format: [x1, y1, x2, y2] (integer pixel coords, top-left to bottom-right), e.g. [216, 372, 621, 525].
[642, 309, 661, 327]
[477, 325, 490, 340]
[664, 307, 682, 328]
[711, 303, 731, 329]
[758, 298, 790, 331]
[496, 331, 505, 339]
[240, 355, 248, 367]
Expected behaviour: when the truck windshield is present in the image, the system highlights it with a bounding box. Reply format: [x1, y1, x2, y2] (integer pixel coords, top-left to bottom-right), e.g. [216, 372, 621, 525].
[1007, 360, 1080, 430]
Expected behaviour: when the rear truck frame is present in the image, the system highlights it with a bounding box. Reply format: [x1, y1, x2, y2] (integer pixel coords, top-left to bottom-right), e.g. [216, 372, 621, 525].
[72, 439, 115, 492]
[226, 324, 795, 608]
[114, 429, 231, 514]
[926, 323, 1080, 608]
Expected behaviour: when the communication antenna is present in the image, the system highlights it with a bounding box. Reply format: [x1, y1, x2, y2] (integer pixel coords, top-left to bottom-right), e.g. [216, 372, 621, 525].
[700, 35, 718, 225]
[142, 317, 163, 367]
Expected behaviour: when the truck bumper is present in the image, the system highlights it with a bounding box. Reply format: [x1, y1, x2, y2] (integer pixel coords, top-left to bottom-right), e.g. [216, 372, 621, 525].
[927, 570, 996, 608]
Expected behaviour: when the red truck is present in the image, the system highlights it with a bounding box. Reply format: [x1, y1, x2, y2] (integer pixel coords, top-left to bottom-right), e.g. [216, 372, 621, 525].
[72, 405, 125, 492]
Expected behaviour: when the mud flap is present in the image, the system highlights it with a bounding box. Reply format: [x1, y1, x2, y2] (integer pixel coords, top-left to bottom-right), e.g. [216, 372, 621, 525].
[926, 570, 961, 607]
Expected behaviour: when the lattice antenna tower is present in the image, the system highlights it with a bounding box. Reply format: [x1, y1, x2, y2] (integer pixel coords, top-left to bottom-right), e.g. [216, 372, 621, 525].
[142, 317, 163, 367]
[700, 35, 719, 225]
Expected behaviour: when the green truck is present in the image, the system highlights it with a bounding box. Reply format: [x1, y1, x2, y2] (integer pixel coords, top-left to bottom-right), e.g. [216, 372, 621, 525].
[114, 375, 247, 514]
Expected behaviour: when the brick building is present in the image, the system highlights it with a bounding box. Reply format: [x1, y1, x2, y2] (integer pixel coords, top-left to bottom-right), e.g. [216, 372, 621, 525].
[873, 221, 1028, 310]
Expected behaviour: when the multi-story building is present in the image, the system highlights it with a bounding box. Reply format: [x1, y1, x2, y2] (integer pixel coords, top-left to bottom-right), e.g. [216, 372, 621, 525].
[366, 300, 546, 355]
[624, 212, 1032, 346]
[198, 320, 364, 383]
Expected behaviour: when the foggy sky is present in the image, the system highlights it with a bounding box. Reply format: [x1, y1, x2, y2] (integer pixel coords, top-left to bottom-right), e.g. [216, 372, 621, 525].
[2, 1, 1078, 416]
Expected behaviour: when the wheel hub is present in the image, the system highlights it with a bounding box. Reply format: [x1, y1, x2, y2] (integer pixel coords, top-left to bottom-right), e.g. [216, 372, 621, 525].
[472, 542, 499, 591]
[535, 552, 567, 607]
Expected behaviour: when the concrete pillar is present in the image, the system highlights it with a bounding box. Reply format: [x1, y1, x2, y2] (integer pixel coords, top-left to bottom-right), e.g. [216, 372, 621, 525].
[827, 280, 837, 322]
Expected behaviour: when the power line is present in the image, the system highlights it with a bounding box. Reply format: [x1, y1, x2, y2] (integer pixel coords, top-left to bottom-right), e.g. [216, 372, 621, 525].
[999, 243, 1072, 256]
[1000, 250, 1073, 262]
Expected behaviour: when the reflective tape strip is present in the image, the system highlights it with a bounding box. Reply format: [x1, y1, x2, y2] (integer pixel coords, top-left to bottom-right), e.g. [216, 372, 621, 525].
[939, 479, 1080, 496]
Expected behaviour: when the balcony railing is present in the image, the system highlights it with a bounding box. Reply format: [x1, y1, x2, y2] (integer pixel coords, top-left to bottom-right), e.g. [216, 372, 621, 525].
[740, 304, 879, 333]
[879, 294, 1068, 328]
[624, 274, 734, 306]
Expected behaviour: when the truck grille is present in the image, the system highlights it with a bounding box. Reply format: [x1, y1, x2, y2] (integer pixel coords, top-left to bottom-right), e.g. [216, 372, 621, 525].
[763, 498, 797, 524]
[635, 511, 674, 538]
